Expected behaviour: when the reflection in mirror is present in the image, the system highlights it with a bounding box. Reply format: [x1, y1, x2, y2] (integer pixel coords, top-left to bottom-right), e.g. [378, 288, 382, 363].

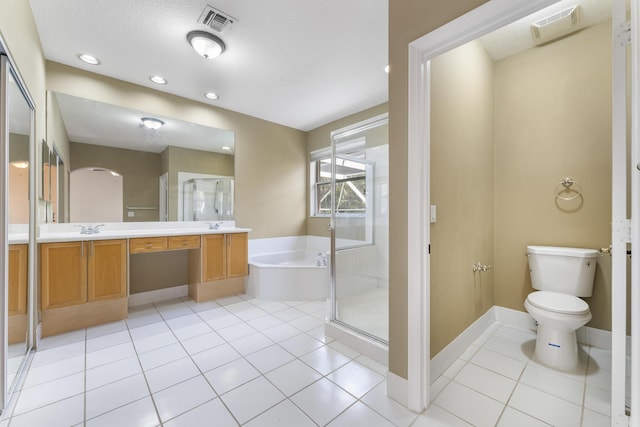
[48, 92, 235, 222]
[6, 63, 32, 398]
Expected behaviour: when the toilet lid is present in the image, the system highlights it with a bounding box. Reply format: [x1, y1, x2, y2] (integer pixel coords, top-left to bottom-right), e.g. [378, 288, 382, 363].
[527, 291, 590, 315]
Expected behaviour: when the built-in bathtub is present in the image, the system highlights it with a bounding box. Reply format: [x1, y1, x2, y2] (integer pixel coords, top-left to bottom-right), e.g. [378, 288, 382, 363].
[245, 236, 329, 301]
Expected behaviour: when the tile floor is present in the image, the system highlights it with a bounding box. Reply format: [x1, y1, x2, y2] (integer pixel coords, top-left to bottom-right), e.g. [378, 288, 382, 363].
[0, 294, 614, 426]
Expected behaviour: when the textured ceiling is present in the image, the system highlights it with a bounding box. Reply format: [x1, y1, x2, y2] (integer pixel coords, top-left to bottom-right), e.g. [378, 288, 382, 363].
[29, 0, 389, 132]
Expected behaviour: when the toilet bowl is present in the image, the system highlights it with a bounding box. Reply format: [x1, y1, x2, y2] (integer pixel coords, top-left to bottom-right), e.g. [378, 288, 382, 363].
[525, 291, 591, 370]
[524, 246, 598, 371]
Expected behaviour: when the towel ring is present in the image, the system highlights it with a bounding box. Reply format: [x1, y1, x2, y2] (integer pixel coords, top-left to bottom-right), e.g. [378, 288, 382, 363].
[555, 177, 582, 201]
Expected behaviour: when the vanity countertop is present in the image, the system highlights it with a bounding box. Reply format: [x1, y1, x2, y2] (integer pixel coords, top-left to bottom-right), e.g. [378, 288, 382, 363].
[36, 221, 250, 243]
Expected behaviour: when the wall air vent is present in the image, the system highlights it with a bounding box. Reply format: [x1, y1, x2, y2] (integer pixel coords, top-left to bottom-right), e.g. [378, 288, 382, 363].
[198, 5, 237, 33]
[531, 5, 581, 45]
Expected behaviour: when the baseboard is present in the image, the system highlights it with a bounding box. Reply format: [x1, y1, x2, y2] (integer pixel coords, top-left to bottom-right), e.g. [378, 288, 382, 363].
[387, 370, 409, 407]
[128, 285, 189, 307]
[431, 307, 496, 380]
[325, 321, 388, 365]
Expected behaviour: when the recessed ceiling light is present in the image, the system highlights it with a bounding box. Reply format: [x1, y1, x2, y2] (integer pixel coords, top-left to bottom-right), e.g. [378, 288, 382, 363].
[222, 146, 231, 151]
[149, 75, 167, 85]
[140, 117, 165, 130]
[384, 65, 390, 74]
[78, 54, 101, 65]
[205, 92, 219, 100]
[187, 31, 226, 59]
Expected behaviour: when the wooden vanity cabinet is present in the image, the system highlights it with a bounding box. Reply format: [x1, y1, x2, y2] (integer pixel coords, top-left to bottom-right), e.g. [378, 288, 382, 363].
[227, 232, 248, 278]
[9, 244, 28, 316]
[40, 239, 126, 310]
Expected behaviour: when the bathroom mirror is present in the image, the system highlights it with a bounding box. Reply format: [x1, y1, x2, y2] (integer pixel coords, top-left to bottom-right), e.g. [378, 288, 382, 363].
[2, 54, 35, 410]
[47, 92, 235, 222]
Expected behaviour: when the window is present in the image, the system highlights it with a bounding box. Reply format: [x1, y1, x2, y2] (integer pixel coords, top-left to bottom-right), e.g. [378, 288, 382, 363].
[310, 149, 368, 217]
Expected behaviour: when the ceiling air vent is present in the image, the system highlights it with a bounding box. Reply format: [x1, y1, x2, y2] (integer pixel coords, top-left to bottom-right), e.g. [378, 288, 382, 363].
[531, 5, 580, 45]
[198, 5, 237, 33]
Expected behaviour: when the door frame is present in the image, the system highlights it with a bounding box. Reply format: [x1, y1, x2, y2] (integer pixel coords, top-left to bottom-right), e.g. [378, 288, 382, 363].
[406, 0, 574, 412]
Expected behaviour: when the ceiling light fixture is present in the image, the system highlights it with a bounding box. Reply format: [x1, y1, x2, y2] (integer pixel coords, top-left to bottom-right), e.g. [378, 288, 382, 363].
[11, 161, 29, 169]
[384, 65, 390, 74]
[78, 54, 101, 65]
[149, 75, 167, 85]
[222, 146, 231, 151]
[141, 117, 165, 130]
[187, 31, 226, 59]
[204, 92, 219, 100]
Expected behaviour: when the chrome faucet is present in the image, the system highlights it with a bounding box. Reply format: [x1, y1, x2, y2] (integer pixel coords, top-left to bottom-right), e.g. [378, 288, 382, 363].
[316, 252, 327, 266]
[208, 222, 224, 230]
[78, 224, 105, 234]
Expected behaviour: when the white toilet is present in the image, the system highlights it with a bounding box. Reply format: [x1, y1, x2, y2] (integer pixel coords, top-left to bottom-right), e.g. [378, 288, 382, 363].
[524, 245, 599, 371]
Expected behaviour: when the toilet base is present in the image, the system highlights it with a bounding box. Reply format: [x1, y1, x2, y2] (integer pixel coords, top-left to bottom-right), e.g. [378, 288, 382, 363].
[533, 325, 579, 371]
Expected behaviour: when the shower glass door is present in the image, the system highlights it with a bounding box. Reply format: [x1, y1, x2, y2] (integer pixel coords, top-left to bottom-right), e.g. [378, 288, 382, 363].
[331, 114, 388, 342]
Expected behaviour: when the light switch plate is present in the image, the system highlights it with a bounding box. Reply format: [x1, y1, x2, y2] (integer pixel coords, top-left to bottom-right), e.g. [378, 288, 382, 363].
[430, 205, 436, 223]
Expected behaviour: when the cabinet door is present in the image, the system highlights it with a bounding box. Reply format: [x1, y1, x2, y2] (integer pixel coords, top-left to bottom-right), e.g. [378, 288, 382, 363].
[41, 241, 87, 310]
[8, 244, 28, 315]
[227, 233, 248, 278]
[202, 234, 226, 282]
[88, 239, 127, 302]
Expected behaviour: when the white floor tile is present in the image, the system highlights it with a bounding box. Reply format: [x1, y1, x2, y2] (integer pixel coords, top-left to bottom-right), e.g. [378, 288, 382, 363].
[221, 376, 285, 424]
[412, 404, 473, 427]
[430, 376, 450, 400]
[434, 381, 504, 427]
[470, 348, 526, 380]
[508, 383, 582, 427]
[86, 342, 136, 369]
[497, 407, 551, 426]
[86, 330, 131, 353]
[290, 378, 356, 426]
[86, 356, 142, 390]
[165, 313, 203, 330]
[588, 347, 612, 371]
[586, 362, 612, 391]
[13, 372, 84, 415]
[9, 394, 84, 427]
[86, 320, 128, 339]
[261, 323, 302, 343]
[217, 323, 258, 342]
[280, 333, 325, 357]
[244, 344, 295, 373]
[137, 343, 187, 371]
[582, 408, 611, 427]
[163, 398, 238, 427]
[145, 357, 201, 393]
[272, 307, 305, 322]
[300, 345, 352, 375]
[454, 363, 516, 403]
[265, 359, 323, 396]
[442, 359, 466, 379]
[519, 362, 585, 405]
[153, 376, 217, 422]
[133, 331, 178, 354]
[327, 401, 394, 426]
[328, 340, 361, 359]
[327, 360, 384, 398]
[180, 331, 225, 355]
[361, 381, 418, 427]
[85, 374, 149, 419]
[483, 335, 532, 362]
[204, 358, 260, 394]
[306, 325, 333, 343]
[228, 332, 274, 355]
[128, 321, 170, 341]
[29, 341, 85, 368]
[201, 311, 242, 330]
[86, 396, 159, 427]
[243, 399, 315, 427]
[170, 321, 212, 342]
[36, 329, 86, 351]
[22, 355, 84, 389]
[246, 314, 284, 331]
[191, 343, 241, 372]
[288, 314, 324, 332]
[584, 384, 611, 416]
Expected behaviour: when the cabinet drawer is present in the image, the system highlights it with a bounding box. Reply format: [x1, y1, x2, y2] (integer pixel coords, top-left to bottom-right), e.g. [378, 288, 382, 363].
[168, 235, 201, 250]
[129, 237, 168, 253]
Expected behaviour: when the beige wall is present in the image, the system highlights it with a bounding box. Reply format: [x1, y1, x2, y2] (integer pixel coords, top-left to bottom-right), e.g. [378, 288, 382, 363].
[161, 145, 234, 221]
[494, 21, 612, 330]
[429, 40, 495, 356]
[306, 103, 388, 237]
[70, 142, 162, 222]
[46, 62, 307, 239]
[388, 0, 488, 379]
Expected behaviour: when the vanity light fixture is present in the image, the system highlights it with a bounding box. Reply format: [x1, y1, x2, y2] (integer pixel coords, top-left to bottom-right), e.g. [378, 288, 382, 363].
[205, 92, 219, 100]
[149, 75, 167, 85]
[78, 54, 101, 65]
[187, 31, 226, 59]
[140, 117, 165, 130]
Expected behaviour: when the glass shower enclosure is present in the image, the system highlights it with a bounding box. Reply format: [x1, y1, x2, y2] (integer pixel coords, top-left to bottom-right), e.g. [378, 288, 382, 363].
[182, 177, 234, 221]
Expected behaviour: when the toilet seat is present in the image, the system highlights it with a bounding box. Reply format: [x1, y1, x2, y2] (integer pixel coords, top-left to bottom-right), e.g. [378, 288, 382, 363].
[526, 291, 589, 315]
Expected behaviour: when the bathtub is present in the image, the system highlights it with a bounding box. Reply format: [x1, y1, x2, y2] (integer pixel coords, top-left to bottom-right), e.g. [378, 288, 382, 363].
[245, 236, 329, 301]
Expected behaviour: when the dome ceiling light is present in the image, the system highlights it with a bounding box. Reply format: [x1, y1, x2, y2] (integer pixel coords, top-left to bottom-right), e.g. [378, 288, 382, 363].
[187, 31, 226, 59]
[77, 54, 101, 65]
[140, 117, 165, 130]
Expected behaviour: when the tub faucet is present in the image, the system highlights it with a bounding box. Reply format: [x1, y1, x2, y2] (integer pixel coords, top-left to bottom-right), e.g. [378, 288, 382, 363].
[316, 252, 327, 266]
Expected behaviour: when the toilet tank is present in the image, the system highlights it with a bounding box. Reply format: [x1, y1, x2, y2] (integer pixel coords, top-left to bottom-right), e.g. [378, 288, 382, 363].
[527, 245, 599, 297]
